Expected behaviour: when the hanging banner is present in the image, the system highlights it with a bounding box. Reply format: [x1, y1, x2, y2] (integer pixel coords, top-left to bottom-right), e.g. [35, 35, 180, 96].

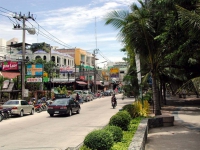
[2, 61, 18, 71]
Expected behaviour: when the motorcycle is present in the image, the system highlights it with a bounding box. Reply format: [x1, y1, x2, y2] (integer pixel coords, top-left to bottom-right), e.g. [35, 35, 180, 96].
[0, 111, 3, 122]
[0, 107, 12, 121]
[1, 108, 12, 119]
[112, 101, 117, 109]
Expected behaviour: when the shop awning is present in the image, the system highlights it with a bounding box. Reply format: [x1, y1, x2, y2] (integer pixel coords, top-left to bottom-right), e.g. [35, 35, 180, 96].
[76, 81, 87, 85]
[0, 72, 20, 79]
[96, 81, 103, 85]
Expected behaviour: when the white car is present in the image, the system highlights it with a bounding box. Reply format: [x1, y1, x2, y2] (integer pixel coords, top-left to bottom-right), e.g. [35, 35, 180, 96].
[83, 90, 93, 101]
[2, 100, 34, 117]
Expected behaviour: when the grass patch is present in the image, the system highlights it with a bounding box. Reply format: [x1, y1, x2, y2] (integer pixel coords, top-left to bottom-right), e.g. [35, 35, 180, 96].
[110, 117, 142, 150]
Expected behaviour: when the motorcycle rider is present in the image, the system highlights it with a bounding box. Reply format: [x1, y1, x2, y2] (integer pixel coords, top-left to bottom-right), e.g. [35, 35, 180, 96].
[111, 94, 117, 106]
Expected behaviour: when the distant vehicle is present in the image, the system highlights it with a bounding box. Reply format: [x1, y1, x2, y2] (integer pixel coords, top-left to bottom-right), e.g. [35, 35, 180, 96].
[47, 97, 81, 117]
[2, 100, 34, 117]
[104, 90, 113, 96]
[83, 90, 93, 101]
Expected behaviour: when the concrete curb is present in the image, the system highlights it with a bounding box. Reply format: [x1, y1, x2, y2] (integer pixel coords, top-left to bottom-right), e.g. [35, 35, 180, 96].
[128, 118, 149, 150]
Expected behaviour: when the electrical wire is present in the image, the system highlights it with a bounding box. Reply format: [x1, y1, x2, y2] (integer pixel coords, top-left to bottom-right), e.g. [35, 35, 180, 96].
[26, 20, 73, 48]
[34, 20, 73, 48]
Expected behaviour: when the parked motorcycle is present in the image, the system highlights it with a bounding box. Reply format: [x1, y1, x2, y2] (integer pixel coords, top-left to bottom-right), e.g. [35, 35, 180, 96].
[0, 111, 3, 122]
[0, 107, 12, 121]
[34, 104, 43, 113]
[1, 108, 12, 119]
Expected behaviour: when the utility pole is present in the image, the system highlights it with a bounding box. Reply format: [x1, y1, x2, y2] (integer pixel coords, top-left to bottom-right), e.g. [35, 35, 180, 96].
[93, 49, 98, 93]
[13, 12, 35, 99]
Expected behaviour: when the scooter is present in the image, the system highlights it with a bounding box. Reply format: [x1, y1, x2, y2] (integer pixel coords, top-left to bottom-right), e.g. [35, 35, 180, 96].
[1, 108, 12, 119]
[0, 111, 3, 122]
[112, 101, 117, 109]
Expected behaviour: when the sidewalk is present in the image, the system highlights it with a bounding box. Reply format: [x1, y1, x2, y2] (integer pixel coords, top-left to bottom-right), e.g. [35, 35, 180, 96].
[145, 96, 200, 150]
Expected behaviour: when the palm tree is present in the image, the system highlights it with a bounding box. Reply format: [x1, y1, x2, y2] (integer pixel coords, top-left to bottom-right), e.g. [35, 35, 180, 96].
[105, 0, 164, 115]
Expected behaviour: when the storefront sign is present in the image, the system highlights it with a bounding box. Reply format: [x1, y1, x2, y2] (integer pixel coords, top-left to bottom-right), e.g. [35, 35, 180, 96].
[2, 61, 18, 71]
[27, 78, 43, 82]
[60, 66, 74, 73]
[27, 64, 43, 76]
[110, 67, 119, 78]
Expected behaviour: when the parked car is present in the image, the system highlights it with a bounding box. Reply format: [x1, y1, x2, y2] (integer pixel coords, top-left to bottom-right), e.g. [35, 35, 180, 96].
[2, 100, 34, 117]
[47, 97, 81, 117]
[83, 90, 93, 101]
[104, 90, 114, 96]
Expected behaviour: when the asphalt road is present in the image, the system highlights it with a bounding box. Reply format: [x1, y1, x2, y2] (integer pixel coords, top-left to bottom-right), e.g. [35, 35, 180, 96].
[0, 94, 135, 150]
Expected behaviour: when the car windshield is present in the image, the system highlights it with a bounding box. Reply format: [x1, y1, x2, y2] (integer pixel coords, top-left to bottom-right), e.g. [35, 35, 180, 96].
[52, 99, 69, 105]
[73, 91, 82, 94]
[4, 100, 19, 105]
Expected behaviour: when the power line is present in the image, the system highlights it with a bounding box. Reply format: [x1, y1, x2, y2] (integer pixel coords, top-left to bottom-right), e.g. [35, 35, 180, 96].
[34, 20, 74, 48]
[26, 20, 73, 48]
[0, 6, 15, 14]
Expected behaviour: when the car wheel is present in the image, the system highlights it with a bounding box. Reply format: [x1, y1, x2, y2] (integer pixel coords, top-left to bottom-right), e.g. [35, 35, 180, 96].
[30, 109, 34, 115]
[76, 108, 80, 114]
[20, 110, 24, 117]
[50, 114, 54, 117]
[68, 109, 72, 116]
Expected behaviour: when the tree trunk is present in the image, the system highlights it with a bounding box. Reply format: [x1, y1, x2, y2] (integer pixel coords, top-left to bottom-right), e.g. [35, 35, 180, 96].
[152, 72, 162, 115]
[163, 82, 167, 105]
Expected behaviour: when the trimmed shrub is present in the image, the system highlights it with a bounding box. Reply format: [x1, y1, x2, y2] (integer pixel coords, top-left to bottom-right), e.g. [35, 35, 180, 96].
[83, 129, 114, 150]
[109, 111, 131, 131]
[104, 125, 123, 142]
[122, 104, 136, 118]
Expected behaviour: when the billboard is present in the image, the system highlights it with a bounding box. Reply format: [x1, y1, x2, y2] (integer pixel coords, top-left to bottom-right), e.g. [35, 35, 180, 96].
[2, 61, 18, 71]
[27, 64, 43, 76]
[110, 67, 119, 78]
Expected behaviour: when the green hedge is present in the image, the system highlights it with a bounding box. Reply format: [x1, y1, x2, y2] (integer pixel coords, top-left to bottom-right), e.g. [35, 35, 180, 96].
[109, 111, 131, 131]
[83, 129, 114, 150]
[122, 104, 136, 118]
[104, 125, 123, 142]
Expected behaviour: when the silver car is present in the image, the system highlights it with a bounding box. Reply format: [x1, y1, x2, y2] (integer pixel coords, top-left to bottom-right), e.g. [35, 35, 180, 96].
[83, 90, 93, 101]
[2, 100, 34, 117]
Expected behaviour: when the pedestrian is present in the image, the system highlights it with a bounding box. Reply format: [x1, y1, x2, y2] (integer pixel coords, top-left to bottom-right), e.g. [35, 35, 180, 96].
[76, 93, 83, 104]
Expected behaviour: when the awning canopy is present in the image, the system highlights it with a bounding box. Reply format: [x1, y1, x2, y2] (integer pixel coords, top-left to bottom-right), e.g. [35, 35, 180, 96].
[76, 81, 87, 85]
[0, 72, 20, 79]
[96, 81, 103, 85]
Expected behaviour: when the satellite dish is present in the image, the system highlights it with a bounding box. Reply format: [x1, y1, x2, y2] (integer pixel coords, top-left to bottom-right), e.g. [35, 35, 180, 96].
[27, 28, 36, 35]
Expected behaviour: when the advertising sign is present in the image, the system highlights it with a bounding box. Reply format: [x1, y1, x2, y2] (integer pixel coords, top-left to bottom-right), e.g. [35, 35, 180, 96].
[27, 78, 43, 83]
[2, 61, 18, 71]
[110, 67, 119, 78]
[27, 64, 43, 76]
[60, 66, 74, 73]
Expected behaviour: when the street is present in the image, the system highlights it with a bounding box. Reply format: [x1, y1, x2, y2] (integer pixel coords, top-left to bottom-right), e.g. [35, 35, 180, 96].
[0, 94, 135, 150]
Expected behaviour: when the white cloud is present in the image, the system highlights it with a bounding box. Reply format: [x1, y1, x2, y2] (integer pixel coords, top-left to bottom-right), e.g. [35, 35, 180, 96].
[0, 0, 132, 61]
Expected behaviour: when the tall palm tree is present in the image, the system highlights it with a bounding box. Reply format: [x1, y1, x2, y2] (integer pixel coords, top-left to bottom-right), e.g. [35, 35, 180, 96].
[105, 0, 165, 115]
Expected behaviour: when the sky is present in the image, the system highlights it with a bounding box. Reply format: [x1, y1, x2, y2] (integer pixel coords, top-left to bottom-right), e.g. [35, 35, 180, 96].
[0, 0, 139, 67]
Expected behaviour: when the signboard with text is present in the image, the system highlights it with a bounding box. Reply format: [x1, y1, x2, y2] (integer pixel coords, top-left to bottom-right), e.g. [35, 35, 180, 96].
[2, 61, 18, 71]
[110, 67, 119, 78]
[27, 64, 43, 76]
[26, 77, 43, 83]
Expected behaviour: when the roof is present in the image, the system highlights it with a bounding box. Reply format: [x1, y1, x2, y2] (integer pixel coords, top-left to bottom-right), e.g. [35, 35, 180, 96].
[34, 49, 47, 54]
[0, 72, 20, 79]
[7, 42, 31, 48]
